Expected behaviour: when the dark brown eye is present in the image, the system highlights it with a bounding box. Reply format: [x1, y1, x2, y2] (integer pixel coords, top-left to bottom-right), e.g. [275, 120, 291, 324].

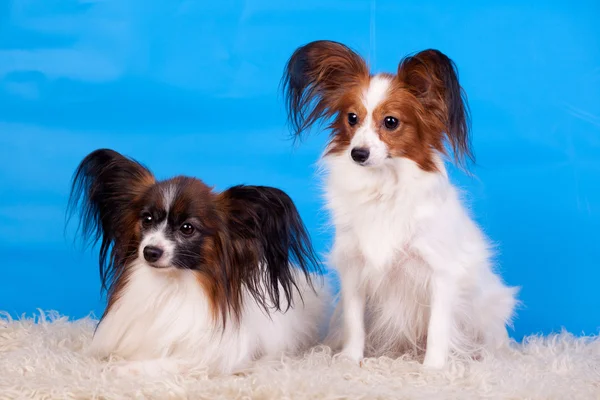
[347, 113, 358, 126]
[180, 223, 195, 236]
[141, 213, 153, 227]
[384, 116, 399, 130]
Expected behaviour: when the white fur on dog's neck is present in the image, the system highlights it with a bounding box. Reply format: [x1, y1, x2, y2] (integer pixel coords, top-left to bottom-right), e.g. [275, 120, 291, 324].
[88, 260, 328, 375]
[322, 151, 518, 367]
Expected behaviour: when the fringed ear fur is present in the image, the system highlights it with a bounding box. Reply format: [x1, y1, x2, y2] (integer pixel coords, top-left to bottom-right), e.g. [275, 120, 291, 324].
[282, 40, 369, 140]
[282, 42, 473, 168]
[217, 185, 322, 319]
[67, 149, 155, 293]
[398, 49, 474, 167]
[197, 228, 234, 328]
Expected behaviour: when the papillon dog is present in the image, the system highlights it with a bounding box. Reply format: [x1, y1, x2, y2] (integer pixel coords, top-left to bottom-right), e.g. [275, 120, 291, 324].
[68, 149, 329, 375]
[281, 40, 518, 368]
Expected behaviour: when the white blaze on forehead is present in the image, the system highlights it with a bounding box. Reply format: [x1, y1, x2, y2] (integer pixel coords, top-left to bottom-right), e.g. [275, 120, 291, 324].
[349, 74, 392, 166]
[162, 183, 176, 211]
[362, 74, 392, 114]
[138, 183, 177, 268]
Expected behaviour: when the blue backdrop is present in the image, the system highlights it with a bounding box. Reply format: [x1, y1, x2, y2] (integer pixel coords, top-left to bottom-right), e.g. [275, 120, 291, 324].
[0, 0, 599, 340]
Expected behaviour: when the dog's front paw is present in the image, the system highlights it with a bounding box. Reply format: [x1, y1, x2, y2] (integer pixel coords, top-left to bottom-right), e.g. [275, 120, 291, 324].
[113, 361, 144, 376]
[112, 359, 181, 377]
[423, 352, 446, 369]
[338, 346, 364, 364]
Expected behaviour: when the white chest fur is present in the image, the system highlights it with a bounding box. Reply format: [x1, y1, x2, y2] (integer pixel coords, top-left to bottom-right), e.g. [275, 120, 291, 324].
[88, 263, 240, 369]
[324, 154, 446, 271]
[88, 261, 328, 374]
[323, 154, 517, 363]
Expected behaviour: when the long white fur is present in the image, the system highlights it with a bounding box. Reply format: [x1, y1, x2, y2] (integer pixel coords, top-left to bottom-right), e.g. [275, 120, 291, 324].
[88, 186, 330, 376]
[323, 75, 518, 369]
[89, 262, 328, 376]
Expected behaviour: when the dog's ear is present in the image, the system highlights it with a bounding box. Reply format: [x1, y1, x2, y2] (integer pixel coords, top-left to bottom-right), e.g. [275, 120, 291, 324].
[196, 228, 234, 327]
[216, 185, 322, 319]
[282, 40, 369, 140]
[398, 49, 473, 167]
[67, 149, 155, 291]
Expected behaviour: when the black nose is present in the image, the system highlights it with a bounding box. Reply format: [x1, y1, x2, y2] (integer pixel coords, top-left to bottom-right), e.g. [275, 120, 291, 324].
[351, 147, 370, 164]
[143, 246, 163, 263]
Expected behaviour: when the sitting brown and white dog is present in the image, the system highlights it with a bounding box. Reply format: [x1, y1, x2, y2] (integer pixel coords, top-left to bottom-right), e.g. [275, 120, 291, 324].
[282, 40, 518, 368]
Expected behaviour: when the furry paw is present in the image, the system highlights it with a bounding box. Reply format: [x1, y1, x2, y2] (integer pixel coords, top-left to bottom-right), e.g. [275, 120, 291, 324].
[113, 362, 144, 376]
[422, 352, 446, 369]
[338, 347, 364, 364]
[113, 359, 181, 377]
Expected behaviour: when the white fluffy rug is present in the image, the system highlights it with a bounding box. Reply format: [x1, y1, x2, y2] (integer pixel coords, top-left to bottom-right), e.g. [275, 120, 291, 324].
[1, 311, 599, 399]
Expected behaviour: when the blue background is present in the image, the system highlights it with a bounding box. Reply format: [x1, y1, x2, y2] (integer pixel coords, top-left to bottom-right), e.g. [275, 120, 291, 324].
[0, 0, 599, 340]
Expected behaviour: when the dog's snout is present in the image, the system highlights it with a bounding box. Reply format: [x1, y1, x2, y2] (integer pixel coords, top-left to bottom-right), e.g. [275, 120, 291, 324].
[351, 147, 370, 164]
[143, 246, 164, 263]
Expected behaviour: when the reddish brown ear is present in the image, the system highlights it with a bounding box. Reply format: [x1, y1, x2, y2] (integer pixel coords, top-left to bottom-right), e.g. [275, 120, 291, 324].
[282, 40, 369, 139]
[398, 49, 474, 167]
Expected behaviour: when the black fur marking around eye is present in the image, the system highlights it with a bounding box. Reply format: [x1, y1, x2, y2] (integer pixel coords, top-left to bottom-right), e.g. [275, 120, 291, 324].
[172, 232, 205, 271]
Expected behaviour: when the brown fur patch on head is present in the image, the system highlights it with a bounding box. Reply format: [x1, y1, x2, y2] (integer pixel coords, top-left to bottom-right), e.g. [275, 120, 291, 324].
[329, 51, 472, 171]
[72, 151, 321, 331]
[369, 80, 444, 171]
[283, 40, 369, 141]
[283, 42, 473, 171]
[395, 49, 473, 168]
[142, 176, 230, 325]
[318, 74, 441, 170]
[167, 177, 215, 223]
[326, 84, 368, 155]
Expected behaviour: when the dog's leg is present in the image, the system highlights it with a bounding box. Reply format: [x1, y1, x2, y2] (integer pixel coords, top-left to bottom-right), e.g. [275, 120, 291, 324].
[423, 271, 456, 369]
[339, 267, 366, 362]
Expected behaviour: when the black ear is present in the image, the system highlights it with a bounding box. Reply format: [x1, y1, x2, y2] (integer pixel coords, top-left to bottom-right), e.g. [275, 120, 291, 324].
[218, 185, 322, 315]
[398, 49, 474, 167]
[67, 149, 154, 292]
[282, 40, 369, 140]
